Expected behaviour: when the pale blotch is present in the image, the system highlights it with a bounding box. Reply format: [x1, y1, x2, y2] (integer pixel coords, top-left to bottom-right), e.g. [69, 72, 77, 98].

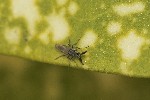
[107, 21, 122, 35]
[118, 30, 144, 60]
[68, 1, 79, 15]
[113, 2, 145, 16]
[56, 0, 68, 6]
[47, 12, 70, 42]
[79, 30, 97, 48]
[39, 30, 50, 45]
[12, 0, 39, 38]
[24, 46, 32, 54]
[4, 28, 20, 45]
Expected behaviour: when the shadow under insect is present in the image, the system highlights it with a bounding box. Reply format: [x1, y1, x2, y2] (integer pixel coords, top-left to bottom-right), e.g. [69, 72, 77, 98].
[55, 39, 88, 65]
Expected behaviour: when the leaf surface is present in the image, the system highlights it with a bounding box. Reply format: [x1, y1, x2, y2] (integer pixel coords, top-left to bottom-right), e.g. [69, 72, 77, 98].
[0, 0, 150, 77]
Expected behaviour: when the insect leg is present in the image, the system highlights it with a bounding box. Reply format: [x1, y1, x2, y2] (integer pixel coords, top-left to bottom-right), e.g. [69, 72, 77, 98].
[67, 55, 71, 59]
[55, 54, 66, 60]
[72, 38, 81, 48]
[67, 55, 74, 60]
[67, 56, 78, 67]
[81, 51, 87, 55]
[68, 39, 71, 47]
[79, 57, 84, 65]
[78, 51, 87, 65]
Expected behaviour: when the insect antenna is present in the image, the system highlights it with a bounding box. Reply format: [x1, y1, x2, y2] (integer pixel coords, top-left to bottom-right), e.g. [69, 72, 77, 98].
[68, 38, 81, 48]
[73, 38, 80, 46]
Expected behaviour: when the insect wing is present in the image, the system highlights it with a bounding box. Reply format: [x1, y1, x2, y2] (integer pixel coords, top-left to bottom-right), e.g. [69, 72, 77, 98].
[55, 44, 69, 54]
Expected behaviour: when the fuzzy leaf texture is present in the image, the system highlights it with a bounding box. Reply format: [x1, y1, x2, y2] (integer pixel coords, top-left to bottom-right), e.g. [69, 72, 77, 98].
[0, 0, 150, 77]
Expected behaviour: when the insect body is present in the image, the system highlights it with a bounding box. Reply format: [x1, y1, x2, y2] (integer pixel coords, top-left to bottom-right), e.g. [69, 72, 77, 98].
[55, 39, 87, 65]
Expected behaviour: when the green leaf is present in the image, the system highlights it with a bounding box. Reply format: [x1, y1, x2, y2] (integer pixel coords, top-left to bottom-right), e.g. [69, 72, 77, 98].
[0, 0, 150, 77]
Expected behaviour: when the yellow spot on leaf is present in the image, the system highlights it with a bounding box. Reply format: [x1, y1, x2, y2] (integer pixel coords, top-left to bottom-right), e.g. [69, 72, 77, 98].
[118, 30, 144, 60]
[113, 2, 145, 16]
[79, 30, 97, 48]
[48, 12, 70, 42]
[4, 28, 20, 45]
[107, 21, 122, 35]
[68, 1, 79, 15]
[56, 0, 68, 6]
[12, 0, 39, 38]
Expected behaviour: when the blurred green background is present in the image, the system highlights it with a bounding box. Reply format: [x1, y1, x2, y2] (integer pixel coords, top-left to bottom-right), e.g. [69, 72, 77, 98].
[0, 55, 150, 100]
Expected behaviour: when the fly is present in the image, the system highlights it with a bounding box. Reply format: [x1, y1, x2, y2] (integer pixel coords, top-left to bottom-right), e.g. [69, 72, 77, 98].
[55, 39, 87, 65]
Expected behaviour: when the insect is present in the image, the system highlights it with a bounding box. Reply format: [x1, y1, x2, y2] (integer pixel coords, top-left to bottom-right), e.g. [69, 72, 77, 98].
[55, 39, 87, 65]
